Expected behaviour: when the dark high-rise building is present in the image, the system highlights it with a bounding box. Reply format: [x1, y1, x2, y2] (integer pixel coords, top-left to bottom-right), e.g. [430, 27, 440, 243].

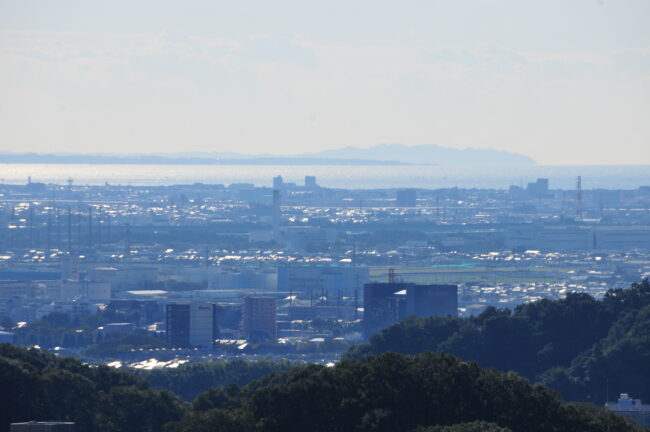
[363, 282, 457, 340]
[165, 302, 218, 348]
[363, 282, 410, 341]
[526, 178, 549, 198]
[396, 189, 417, 207]
[166, 303, 190, 347]
[242, 296, 277, 341]
[305, 175, 318, 189]
[406, 284, 458, 318]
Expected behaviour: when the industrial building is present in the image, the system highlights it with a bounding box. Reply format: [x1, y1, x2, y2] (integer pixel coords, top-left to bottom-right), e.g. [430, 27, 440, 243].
[10, 422, 75, 432]
[605, 393, 650, 428]
[212, 267, 277, 291]
[277, 266, 369, 299]
[505, 225, 650, 252]
[396, 189, 417, 207]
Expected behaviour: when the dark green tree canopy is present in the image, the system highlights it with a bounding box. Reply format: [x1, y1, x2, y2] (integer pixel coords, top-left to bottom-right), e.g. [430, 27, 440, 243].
[347, 280, 650, 402]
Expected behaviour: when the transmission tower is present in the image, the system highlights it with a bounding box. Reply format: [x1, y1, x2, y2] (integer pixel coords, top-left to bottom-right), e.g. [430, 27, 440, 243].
[388, 268, 396, 283]
[124, 223, 132, 259]
[576, 176, 583, 221]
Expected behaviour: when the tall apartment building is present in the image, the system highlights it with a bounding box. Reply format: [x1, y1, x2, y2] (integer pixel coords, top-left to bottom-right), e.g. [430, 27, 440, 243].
[242, 296, 277, 341]
[165, 302, 218, 348]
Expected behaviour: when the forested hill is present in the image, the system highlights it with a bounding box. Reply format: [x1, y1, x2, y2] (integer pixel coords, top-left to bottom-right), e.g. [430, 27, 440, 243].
[2, 345, 644, 432]
[347, 279, 650, 403]
[139, 359, 294, 401]
[0, 344, 185, 432]
[166, 352, 640, 432]
[2, 282, 648, 431]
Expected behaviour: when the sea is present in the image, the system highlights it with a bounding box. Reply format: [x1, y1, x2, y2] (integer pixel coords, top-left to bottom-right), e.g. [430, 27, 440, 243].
[0, 164, 649, 190]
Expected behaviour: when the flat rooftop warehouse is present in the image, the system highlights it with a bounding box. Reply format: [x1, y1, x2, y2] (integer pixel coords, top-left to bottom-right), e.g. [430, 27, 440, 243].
[10, 422, 75, 432]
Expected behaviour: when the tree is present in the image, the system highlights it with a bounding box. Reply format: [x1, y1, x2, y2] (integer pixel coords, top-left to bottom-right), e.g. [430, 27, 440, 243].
[169, 352, 644, 432]
[346, 280, 650, 402]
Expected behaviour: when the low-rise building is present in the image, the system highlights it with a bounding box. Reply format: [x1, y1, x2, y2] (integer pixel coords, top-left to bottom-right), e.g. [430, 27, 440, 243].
[10, 421, 75, 431]
[605, 393, 650, 428]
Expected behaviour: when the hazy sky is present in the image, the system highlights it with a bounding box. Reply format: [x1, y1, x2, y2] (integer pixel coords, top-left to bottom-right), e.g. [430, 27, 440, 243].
[1, 0, 649, 164]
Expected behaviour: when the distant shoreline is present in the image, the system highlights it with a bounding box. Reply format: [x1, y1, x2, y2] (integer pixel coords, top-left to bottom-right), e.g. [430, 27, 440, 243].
[0, 164, 647, 190]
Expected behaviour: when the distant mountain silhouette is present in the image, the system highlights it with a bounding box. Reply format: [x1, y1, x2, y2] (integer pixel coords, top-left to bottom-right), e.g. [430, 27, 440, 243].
[299, 144, 535, 165]
[0, 153, 407, 166]
[0, 144, 534, 165]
